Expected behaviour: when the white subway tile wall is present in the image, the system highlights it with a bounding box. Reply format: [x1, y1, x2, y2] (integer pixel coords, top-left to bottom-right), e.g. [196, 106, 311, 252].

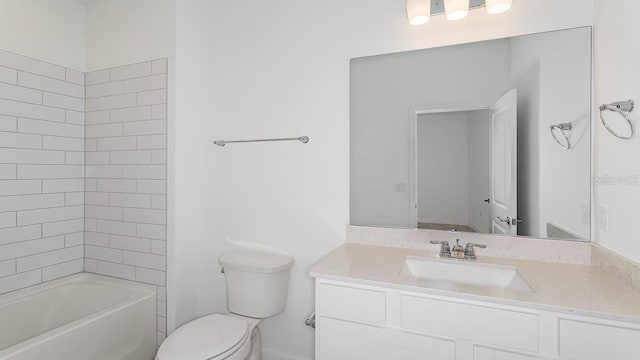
[0, 49, 85, 295]
[0, 51, 168, 345]
[84, 59, 167, 343]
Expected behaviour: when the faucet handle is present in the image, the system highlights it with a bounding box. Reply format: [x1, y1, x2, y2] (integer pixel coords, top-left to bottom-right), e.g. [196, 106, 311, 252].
[465, 243, 487, 249]
[429, 241, 451, 258]
[464, 243, 487, 260]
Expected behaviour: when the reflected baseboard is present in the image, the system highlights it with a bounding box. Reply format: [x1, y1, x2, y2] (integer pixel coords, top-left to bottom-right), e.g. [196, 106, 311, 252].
[418, 223, 477, 233]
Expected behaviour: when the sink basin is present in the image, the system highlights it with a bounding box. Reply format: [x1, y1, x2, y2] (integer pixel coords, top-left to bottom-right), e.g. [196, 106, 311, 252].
[402, 256, 534, 293]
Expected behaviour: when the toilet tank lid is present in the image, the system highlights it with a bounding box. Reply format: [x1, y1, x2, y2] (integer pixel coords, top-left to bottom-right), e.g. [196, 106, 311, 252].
[219, 250, 294, 273]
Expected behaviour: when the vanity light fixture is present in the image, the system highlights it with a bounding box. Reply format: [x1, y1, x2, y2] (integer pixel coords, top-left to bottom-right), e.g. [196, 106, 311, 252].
[407, 0, 513, 25]
[445, 0, 470, 21]
[485, 0, 512, 14]
[407, 0, 431, 25]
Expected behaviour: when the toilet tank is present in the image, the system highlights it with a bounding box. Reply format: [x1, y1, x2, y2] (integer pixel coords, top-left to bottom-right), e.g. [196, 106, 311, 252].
[218, 250, 294, 319]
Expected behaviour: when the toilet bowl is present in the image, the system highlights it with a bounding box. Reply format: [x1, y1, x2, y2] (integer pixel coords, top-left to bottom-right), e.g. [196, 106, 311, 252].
[156, 313, 261, 360]
[157, 250, 294, 360]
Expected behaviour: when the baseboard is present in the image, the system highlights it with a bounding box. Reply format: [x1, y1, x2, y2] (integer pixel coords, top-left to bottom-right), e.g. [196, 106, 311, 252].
[262, 348, 311, 360]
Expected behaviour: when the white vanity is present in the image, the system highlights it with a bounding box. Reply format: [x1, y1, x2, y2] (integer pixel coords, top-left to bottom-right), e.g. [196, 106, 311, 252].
[310, 243, 640, 360]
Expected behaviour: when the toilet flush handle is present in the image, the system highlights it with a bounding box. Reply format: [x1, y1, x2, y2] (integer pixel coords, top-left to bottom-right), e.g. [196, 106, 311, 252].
[305, 313, 316, 329]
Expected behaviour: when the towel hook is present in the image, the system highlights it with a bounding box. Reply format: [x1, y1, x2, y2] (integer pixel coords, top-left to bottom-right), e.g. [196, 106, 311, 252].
[550, 122, 573, 150]
[599, 100, 635, 140]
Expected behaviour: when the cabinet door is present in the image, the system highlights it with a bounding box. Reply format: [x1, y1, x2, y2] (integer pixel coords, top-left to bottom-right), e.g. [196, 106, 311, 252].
[474, 346, 555, 360]
[558, 318, 640, 360]
[317, 317, 455, 360]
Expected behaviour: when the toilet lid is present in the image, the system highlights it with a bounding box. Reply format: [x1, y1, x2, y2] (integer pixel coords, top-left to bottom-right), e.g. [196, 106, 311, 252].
[157, 314, 248, 360]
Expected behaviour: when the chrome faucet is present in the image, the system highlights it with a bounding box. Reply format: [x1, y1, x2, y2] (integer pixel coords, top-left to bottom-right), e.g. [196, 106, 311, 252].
[430, 240, 487, 260]
[451, 239, 465, 259]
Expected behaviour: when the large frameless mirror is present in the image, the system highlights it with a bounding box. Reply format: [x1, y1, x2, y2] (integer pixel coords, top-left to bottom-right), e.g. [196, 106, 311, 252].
[350, 26, 592, 241]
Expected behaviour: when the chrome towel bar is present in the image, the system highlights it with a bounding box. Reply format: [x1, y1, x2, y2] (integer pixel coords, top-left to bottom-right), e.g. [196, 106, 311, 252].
[213, 136, 310, 147]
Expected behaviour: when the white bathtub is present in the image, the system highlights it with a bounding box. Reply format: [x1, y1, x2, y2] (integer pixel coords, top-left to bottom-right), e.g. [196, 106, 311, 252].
[0, 273, 156, 360]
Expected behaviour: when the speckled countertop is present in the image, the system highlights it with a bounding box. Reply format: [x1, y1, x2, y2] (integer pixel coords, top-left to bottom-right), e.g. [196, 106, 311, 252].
[310, 243, 640, 323]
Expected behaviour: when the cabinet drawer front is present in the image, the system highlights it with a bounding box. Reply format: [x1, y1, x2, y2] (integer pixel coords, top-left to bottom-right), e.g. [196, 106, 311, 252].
[558, 318, 640, 360]
[400, 295, 538, 352]
[318, 283, 386, 325]
[317, 317, 455, 360]
[474, 346, 555, 360]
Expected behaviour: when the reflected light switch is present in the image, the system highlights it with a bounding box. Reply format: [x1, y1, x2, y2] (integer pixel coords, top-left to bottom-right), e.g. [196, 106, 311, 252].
[394, 182, 407, 192]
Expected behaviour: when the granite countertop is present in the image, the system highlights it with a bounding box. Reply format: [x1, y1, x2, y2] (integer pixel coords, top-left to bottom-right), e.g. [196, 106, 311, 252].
[310, 243, 640, 323]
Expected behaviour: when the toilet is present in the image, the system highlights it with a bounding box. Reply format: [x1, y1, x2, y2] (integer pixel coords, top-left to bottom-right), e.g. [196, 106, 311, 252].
[156, 250, 294, 360]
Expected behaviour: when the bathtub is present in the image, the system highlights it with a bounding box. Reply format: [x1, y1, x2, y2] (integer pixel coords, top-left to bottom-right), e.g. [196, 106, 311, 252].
[0, 273, 156, 360]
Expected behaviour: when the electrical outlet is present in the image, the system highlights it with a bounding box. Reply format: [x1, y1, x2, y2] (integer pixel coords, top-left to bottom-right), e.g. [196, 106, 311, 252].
[598, 205, 609, 231]
[581, 201, 590, 225]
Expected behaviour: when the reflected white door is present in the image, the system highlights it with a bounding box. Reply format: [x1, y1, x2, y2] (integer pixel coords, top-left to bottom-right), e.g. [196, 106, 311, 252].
[490, 90, 518, 235]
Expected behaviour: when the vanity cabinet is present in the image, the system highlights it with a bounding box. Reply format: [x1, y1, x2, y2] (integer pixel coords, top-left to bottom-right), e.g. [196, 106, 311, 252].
[473, 347, 551, 360]
[317, 317, 455, 360]
[314, 279, 640, 360]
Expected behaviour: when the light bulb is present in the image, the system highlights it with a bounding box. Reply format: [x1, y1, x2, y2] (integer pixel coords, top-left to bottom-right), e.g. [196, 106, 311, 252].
[407, 0, 431, 25]
[445, 0, 470, 21]
[486, 0, 512, 14]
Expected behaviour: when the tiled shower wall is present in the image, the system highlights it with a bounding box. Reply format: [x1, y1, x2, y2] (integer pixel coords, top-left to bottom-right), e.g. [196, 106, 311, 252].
[0, 50, 168, 342]
[0, 50, 85, 294]
[83, 60, 168, 342]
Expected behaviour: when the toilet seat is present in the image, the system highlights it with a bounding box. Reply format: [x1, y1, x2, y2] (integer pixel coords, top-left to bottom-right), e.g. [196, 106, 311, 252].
[156, 314, 249, 360]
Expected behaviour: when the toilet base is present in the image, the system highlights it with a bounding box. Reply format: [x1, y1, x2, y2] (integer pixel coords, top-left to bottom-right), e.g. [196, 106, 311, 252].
[247, 326, 261, 360]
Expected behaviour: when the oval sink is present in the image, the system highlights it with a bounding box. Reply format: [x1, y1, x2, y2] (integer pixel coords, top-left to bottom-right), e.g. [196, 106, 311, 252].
[402, 256, 534, 293]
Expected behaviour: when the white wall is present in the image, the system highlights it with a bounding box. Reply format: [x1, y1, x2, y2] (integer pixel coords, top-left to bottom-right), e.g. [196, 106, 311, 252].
[467, 110, 491, 233]
[416, 110, 490, 231]
[417, 113, 469, 225]
[85, 0, 175, 71]
[511, 28, 592, 239]
[173, 1, 594, 359]
[351, 40, 511, 228]
[0, 0, 86, 70]
[594, 0, 640, 260]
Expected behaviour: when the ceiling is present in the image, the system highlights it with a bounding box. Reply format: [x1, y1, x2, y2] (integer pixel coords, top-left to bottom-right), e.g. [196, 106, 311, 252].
[74, 0, 487, 13]
[73, 0, 488, 14]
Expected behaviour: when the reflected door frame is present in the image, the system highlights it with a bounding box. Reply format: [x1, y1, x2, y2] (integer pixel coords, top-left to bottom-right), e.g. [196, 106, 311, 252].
[409, 102, 492, 229]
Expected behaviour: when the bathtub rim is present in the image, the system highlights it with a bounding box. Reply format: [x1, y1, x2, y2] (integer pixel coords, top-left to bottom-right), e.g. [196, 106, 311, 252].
[0, 272, 155, 306]
[0, 272, 156, 358]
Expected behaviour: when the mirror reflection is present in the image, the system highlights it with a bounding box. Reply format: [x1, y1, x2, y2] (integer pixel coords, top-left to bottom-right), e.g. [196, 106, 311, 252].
[350, 27, 592, 241]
